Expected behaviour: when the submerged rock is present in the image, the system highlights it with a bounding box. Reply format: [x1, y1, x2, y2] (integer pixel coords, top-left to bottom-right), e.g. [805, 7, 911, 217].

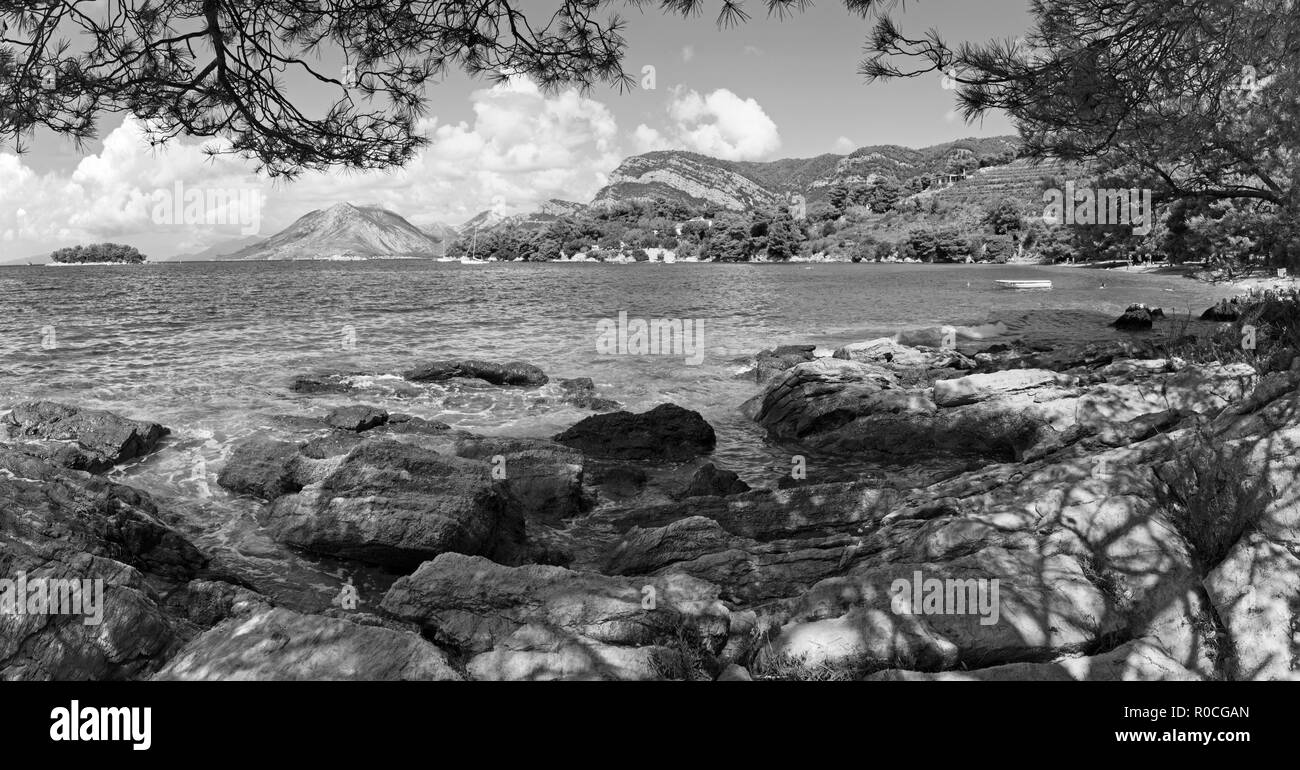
[557, 377, 620, 411]
[403, 359, 548, 387]
[324, 404, 389, 432]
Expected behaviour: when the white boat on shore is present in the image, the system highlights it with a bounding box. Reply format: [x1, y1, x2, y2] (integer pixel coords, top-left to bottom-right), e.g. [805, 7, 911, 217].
[459, 256, 488, 265]
[995, 279, 1052, 290]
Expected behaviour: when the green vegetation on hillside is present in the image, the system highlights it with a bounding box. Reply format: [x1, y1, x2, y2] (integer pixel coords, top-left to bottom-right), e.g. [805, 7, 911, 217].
[50, 243, 147, 264]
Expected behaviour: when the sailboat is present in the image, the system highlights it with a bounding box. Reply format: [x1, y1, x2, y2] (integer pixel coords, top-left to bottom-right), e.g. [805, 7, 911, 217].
[459, 230, 487, 264]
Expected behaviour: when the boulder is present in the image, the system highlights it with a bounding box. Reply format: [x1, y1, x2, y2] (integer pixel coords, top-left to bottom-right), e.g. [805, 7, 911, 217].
[2, 401, 169, 472]
[1204, 534, 1300, 681]
[325, 405, 389, 432]
[0, 450, 206, 679]
[832, 338, 948, 368]
[403, 360, 548, 387]
[0, 449, 207, 580]
[217, 437, 303, 500]
[679, 463, 751, 498]
[605, 516, 868, 605]
[264, 440, 523, 570]
[747, 354, 1252, 463]
[453, 436, 587, 521]
[153, 607, 461, 681]
[748, 344, 817, 382]
[1111, 304, 1160, 330]
[756, 548, 1123, 676]
[381, 553, 733, 680]
[554, 403, 716, 461]
[932, 369, 1076, 408]
[1200, 298, 1241, 322]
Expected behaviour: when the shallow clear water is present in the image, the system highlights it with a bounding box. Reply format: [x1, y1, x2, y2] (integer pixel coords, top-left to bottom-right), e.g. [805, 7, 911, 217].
[0, 260, 1233, 607]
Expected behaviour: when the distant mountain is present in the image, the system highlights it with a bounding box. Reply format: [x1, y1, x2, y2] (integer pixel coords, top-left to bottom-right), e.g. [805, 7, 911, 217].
[408, 217, 459, 243]
[0, 250, 53, 266]
[459, 208, 509, 233]
[168, 235, 264, 262]
[458, 199, 588, 235]
[220, 203, 443, 260]
[591, 137, 1023, 210]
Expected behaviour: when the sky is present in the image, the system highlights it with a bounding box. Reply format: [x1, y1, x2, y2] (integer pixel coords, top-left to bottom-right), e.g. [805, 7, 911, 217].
[0, 0, 1030, 260]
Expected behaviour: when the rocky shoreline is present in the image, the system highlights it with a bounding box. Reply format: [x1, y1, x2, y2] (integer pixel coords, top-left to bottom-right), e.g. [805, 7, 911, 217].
[4, 297, 1299, 681]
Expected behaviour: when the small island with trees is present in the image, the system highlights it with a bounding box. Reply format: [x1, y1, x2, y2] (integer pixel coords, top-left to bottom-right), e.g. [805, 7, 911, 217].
[49, 243, 148, 265]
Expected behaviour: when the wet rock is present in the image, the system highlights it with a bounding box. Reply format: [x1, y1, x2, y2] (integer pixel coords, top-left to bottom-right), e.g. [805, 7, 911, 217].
[554, 403, 716, 461]
[2, 401, 169, 472]
[1201, 298, 1241, 322]
[153, 606, 462, 681]
[325, 405, 389, 432]
[381, 553, 733, 680]
[290, 373, 424, 398]
[1111, 304, 1161, 330]
[748, 344, 817, 382]
[557, 378, 620, 411]
[386, 413, 452, 433]
[290, 373, 359, 394]
[0, 450, 207, 580]
[161, 579, 270, 629]
[217, 437, 303, 500]
[265, 440, 523, 570]
[403, 360, 548, 387]
[679, 463, 751, 498]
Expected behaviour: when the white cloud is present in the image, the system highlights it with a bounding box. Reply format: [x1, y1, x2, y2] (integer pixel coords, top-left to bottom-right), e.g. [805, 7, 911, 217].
[743, 45, 764, 56]
[832, 136, 856, 153]
[0, 78, 783, 259]
[633, 87, 780, 161]
[682, 45, 695, 63]
[0, 76, 623, 256]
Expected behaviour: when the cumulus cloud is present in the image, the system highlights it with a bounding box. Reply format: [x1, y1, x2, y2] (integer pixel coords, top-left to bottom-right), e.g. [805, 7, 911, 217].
[0, 77, 782, 259]
[633, 87, 780, 161]
[681, 45, 695, 62]
[0, 76, 623, 257]
[832, 136, 856, 153]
